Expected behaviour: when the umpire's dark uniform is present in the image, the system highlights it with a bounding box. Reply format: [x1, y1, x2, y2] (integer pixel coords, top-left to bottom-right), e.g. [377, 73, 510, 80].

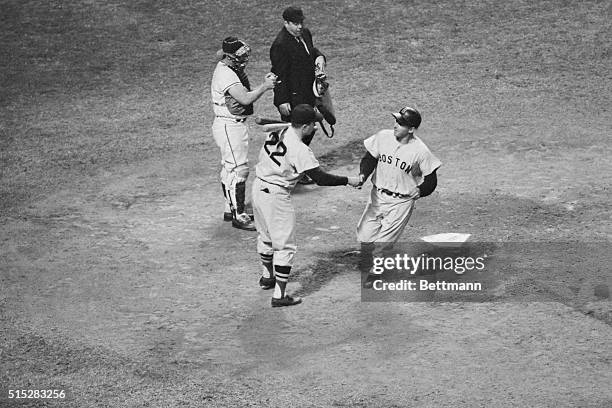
[270, 27, 324, 122]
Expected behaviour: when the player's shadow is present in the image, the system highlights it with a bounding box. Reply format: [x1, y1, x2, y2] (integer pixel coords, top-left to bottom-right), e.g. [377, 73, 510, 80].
[292, 248, 362, 297]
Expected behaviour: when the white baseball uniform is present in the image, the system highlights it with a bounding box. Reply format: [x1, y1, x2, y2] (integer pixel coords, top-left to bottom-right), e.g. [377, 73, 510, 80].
[210, 60, 251, 215]
[357, 129, 441, 244]
[252, 126, 320, 266]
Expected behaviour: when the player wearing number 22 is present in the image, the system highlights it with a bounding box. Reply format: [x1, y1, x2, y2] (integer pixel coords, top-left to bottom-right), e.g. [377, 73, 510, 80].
[357, 106, 442, 288]
[252, 104, 361, 307]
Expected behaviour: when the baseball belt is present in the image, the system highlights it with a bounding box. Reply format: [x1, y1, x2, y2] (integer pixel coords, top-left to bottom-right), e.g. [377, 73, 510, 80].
[374, 185, 411, 199]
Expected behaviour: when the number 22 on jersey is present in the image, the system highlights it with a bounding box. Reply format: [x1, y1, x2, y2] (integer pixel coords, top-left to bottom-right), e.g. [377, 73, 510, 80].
[263, 132, 287, 166]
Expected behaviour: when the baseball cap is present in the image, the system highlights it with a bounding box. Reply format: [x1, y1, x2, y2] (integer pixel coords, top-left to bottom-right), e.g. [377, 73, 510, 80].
[291, 104, 323, 125]
[392, 106, 422, 128]
[282, 6, 305, 23]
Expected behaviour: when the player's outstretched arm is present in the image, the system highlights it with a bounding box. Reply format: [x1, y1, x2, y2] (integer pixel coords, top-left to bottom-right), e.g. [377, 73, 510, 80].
[304, 167, 357, 186]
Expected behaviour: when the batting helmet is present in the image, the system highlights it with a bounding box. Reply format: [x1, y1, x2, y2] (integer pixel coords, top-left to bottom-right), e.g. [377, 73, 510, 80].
[392, 106, 421, 129]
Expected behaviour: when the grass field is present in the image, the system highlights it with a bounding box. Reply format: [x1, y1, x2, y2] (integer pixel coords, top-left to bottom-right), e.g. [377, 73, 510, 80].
[1, 0, 611, 407]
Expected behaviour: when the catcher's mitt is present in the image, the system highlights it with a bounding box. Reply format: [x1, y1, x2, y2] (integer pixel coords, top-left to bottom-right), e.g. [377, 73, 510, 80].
[313, 71, 336, 138]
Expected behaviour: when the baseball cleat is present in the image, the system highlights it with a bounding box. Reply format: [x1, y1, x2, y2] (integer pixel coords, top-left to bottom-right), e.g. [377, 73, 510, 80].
[297, 174, 315, 185]
[259, 276, 276, 290]
[223, 212, 233, 222]
[232, 213, 256, 231]
[271, 295, 302, 307]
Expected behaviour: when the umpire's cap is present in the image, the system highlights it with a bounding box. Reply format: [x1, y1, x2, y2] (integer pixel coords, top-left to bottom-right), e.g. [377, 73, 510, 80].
[283, 6, 305, 23]
[392, 106, 422, 129]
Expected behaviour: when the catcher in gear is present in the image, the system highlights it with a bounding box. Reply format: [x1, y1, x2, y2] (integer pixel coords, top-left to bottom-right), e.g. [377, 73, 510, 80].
[210, 36, 277, 230]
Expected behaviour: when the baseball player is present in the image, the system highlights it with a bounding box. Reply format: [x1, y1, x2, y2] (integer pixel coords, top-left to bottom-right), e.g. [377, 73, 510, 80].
[252, 104, 361, 307]
[356, 106, 442, 288]
[211, 36, 277, 231]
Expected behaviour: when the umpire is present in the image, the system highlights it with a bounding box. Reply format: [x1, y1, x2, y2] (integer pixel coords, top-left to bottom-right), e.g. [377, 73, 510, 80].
[270, 6, 326, 128]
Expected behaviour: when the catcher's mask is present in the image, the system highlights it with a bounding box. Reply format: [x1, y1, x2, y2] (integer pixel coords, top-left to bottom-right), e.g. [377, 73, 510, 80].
[226, 45, 250, 68]
[221, 37, 251, 69]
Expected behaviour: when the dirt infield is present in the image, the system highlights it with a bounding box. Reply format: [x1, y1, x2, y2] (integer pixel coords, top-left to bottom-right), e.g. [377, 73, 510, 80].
[1, 0, 611, 407]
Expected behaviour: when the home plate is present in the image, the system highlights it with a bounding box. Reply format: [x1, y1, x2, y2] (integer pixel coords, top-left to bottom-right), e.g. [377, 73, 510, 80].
[420, 233, 471, 246]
